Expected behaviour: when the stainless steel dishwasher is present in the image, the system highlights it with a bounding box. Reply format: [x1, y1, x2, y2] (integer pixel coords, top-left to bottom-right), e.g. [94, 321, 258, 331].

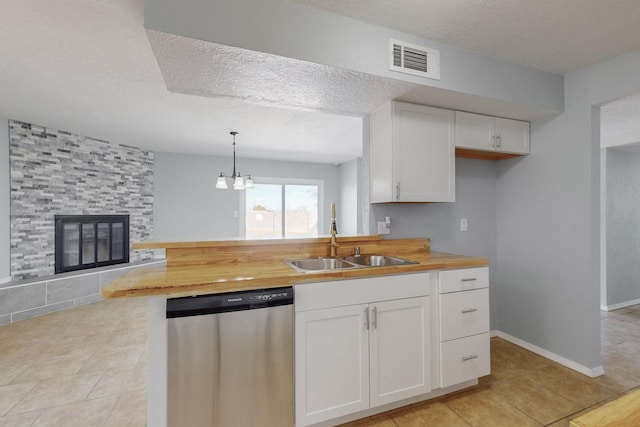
[166, 287, 294, 427]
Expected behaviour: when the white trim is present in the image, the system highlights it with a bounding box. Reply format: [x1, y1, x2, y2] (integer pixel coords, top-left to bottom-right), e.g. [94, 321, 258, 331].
[491, 330, 604, 378]
[0, 276, 11, 285]
[601, 298, 640, 311]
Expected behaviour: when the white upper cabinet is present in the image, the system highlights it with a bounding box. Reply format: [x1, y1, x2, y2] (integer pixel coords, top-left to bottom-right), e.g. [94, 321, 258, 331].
[370, 102, 455, 203]
[455, 111, 529, 158]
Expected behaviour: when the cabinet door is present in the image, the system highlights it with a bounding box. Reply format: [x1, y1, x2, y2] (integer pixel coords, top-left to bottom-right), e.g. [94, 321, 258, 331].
[295, 305, 370, 426]
[393, 103, 455, 202]
[369, 297, 430, 408]
[495, 117, 529, 154]
[454, 111, 495, 151]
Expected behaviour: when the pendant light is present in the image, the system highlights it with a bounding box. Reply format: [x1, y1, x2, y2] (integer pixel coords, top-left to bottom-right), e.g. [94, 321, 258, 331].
[215, 131, 254, 190]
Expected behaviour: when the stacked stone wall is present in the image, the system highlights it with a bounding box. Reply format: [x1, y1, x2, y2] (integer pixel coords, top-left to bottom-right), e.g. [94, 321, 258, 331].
[9, 120, 154, 280]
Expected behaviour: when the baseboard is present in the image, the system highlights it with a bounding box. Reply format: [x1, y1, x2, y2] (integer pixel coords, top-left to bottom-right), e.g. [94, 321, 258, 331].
[491, 330, 604, 378]
[0, 276, 11, 285]
[601, 298, 640, 311]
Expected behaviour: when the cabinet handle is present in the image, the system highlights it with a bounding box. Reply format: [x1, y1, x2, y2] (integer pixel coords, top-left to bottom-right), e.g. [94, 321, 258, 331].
[396, 183, 400, 200]
[461, 308, 478, 314]
[491, 135, 497, 149]
[364, 307, 369, 330]
[497, 134, 502, 149]
[461, 278, 477, 282]
[462, 355, 479, 362]
[372, 306, 377, 329]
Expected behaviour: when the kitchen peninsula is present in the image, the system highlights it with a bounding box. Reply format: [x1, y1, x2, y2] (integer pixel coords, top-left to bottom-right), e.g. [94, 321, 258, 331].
[102, 236, 490, 427]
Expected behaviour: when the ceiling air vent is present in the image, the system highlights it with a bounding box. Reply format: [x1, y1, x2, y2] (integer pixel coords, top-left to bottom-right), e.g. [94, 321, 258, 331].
[389, 39, 440, 81]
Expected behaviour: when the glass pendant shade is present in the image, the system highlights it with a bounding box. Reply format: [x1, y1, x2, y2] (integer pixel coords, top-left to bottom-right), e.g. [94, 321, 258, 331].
[215, 175, 228, 189]
[245, 176, 254, 188]
[233, 175, 245, 190]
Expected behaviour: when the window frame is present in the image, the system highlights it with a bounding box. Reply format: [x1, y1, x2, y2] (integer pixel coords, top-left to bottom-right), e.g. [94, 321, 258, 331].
[240, 177, 324, 239]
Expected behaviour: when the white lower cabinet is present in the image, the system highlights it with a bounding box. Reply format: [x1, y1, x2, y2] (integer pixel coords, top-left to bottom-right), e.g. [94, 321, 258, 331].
[294, 274, 430, 427]
[438, 267, 491, 388]
[294, 270, 490, 426]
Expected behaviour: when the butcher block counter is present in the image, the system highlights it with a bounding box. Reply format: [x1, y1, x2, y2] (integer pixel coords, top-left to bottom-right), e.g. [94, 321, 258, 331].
[101, 235, 489, 299]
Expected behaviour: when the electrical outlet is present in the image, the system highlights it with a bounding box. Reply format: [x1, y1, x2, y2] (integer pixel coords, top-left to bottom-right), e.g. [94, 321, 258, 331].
[460, 218, 468, 232]
[377, 221, 390, 234]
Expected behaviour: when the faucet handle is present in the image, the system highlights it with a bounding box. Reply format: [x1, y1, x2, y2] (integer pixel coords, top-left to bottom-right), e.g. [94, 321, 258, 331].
[354, 246, 361, 256]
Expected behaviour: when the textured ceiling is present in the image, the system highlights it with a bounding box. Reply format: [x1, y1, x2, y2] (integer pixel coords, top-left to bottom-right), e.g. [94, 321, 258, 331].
[0, 0, 363, 164]
[1, 0, 640, 161]
[292, 0, 640, 75]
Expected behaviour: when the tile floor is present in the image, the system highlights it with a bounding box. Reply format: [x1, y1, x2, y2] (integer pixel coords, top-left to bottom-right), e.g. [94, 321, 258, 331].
[0, 300, 638, 426]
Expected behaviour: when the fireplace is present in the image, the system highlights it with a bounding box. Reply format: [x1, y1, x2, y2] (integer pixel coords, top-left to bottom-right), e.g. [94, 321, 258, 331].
[55, 215, 130, 274]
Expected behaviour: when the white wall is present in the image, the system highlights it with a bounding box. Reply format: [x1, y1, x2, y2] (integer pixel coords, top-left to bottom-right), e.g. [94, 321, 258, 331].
[605, 147, 640, 307]
[0, 118, 9, 282]
[154, 152, 340, 241]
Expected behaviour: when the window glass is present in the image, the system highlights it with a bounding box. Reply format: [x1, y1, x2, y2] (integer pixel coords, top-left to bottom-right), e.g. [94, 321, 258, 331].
[245, 181, 319, 239]
[246, 184, 283, 238]
[284, 185, 318, 237]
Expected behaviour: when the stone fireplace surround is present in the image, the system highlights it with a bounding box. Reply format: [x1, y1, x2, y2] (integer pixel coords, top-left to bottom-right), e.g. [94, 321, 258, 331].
[3, 120, 156, 323]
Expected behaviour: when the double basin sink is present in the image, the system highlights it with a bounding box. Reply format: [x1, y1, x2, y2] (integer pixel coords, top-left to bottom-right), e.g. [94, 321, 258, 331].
[284, 254, 418, 273]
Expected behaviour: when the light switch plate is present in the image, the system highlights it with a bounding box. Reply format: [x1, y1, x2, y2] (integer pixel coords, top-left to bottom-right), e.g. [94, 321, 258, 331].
[377, 221, 390, 234]
[460, 218, 468, 232]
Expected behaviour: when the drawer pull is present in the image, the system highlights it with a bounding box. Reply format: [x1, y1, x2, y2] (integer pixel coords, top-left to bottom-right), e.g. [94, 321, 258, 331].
[461, 278, 477, 282]
[461, 308, 478, 314]
[462, 355, 479, 362]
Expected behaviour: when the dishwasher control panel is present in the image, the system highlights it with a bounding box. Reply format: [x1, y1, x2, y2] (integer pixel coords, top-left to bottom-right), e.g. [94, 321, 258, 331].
[166, 286, 294, 318]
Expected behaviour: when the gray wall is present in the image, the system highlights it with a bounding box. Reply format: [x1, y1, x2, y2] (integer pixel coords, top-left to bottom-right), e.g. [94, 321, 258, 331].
[606, 147, 640, 306]
[154, 152, 340, 241]
[495, 49, 640, 371]
[370, 157, 499, 326]
[338, 158, 362, 236]
[0, 118, 8, 282]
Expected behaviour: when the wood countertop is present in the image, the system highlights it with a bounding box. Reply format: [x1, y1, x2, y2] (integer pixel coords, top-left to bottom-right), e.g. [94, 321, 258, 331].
[102, 237, 489, 299]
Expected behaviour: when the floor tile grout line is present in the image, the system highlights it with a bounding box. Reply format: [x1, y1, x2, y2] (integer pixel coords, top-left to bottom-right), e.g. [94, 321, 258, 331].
[3, 379, 39, 417]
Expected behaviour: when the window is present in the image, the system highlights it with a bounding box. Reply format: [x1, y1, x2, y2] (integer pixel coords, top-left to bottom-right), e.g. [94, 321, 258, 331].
[55, 215, 129, 273]
[244, 179, 322, 239]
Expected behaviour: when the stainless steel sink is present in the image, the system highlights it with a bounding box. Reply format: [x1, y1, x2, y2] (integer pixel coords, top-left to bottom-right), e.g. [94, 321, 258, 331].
[283, 257, 360, 273]
[340, 255, 419, 267]
[283, 254, 418, 273]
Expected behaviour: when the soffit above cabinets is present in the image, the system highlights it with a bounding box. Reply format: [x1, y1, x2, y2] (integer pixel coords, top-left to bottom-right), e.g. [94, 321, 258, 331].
[147, 30, 556, 123]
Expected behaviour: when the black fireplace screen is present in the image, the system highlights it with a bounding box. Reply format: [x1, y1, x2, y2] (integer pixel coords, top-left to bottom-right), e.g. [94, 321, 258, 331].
[55, 215, 129, 274]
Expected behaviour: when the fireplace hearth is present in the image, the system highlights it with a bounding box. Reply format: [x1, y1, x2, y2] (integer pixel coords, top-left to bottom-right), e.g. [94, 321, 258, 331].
[55, 215, 130, 274]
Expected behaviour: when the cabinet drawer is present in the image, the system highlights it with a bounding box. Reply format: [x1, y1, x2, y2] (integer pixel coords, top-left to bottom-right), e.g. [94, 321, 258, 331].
[439, 288, 489, 341]
[439, 267, 489, 293]
[440, 333, 490, 388]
